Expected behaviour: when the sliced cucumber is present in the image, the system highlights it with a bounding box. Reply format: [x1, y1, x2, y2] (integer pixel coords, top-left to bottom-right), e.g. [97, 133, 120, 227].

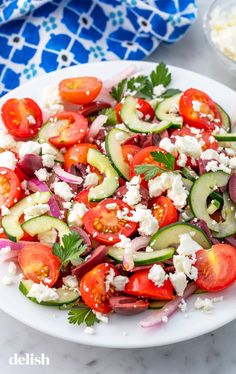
[2, 192, 51, 242]
[216, 103, 231, 132]
[179, 206, 194, 222]
[155, 93, 183, 127]
[19, 279, 79, 306]
[38, 119, 68, 143]
[149, 300, 167, 309]
[87, 148, 119, 202]
[189, 171, 230, 231]
[120, 96, 172, 133]
[213, 192, 236, 238]
[214, 133, 236, 142]
[149, 222, 211, 250]
[105, 128, 131, 181]
[207, 199, 221, 215]
[108, 247, 175, 265]
[182, 167, 198, 182]
[22, 215, 70, 243]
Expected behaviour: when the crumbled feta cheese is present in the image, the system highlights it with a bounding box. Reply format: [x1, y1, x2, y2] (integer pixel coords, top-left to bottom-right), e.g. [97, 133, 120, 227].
[1, 275, 13, 286]
[112, 275, 129, 291]
[174, 135, 203, 158]
[128, 205, 159, 236]
[148, 264, 167, 287]
[62, 201, 72, 209]
[173, 255, 193, 276]
[84, 326, 95, 335]
[178, 298, 187, 313]
[63, 275, 79, 289]
[192, 100, 202, 112]
[177, 233, 202, 257]
[24, 203, 50, 221]
[1, 205, 10, 216]
[41, 143, 57, 156]
[106, 203, 117, 210]
[67, 202, 88, 226]
[205, 160, 231, 174]
[123, 176, 141, 206]
[169, 272, 188, 296]
[42, 154, 56, 168]
[8, 261, 17, 275]
[153, 84, 166, 97]
[19, 141, 41, 159]
[194, 297, 214, 312]
[104, 267, 116, 292]
[159, 138, 178, 156]
[0, 131, 16, 149]
[38, 228, 57, 244]
[27, 283, 59, 303]
[146, 246, 153, 253]
[200, 149, 219, 160]
[84, 173, 99, 188]
[54, 181, 73, 201]
[161, 315, 169, 323]
[177, 154, 187, 167]
[35, 168, 50, 182]
[0, 151, 17, 170]
[42, 86, 64, 116]
[94, 312, 109, 324]
[0, 246, 11, 255]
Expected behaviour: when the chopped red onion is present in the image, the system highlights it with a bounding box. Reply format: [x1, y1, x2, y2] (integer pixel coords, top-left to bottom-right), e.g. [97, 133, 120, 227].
[53, 164, 83, 185]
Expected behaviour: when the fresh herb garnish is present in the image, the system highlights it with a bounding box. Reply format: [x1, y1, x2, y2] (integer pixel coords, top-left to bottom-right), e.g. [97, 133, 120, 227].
[98, 107, 118, 126]
[110, 62, 172, 101]
[134, 151, 176, 181]
[68, 307, 99, 327]
[161, 88, 182, 98]
[52, 231, 87, 268]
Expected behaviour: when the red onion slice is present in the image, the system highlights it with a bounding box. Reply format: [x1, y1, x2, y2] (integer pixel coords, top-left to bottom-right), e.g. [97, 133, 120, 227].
[109, 296, 149, 315]
[122, 236, 151, 271]
[53, 164, 83, 185]
[86, 114, 108, 142]
[140, 282, 198, 328]
[72, 245, 107, 278]
[18, 154, 43, 177]
[78, 101, 111, 117]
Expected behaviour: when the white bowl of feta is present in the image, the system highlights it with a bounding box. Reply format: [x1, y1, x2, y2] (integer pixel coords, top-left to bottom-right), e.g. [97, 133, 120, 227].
[204, 0, 236, 73]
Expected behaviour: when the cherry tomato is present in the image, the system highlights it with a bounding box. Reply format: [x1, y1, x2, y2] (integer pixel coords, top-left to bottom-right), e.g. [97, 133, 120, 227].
[83, 198, 137, 245]
[130, 146, 167, 186]
[179, 88, 222, 131]
[80, 263, 119, 314]
[121, 144, 140, 164]
[1, 98, 43, 139]
[171, 126, 218, 151]
[64, 143, 97, 171]
[0, 167, 21, 208]
[151, 196, 178, 228]
[78, 101, 111, 117]
[124, 269, 175, 300]
[116, 98, 155, 123]
[59, 77, 102, 105]
[74, 189, 98, 209]
[18, 244, 60, 287]
[195, 244, 236, 292]
[47, 112, 88, 149]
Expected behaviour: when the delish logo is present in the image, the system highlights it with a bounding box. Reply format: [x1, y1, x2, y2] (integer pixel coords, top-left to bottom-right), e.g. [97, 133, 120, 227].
[9, 353, 50, 366]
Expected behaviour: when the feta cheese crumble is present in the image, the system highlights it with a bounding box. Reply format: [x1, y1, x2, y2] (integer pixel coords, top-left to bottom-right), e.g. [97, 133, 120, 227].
[0, 151, 17, 170]
[35, 168, 51, 182]
[54, 181, 73, 201]
[128, 204, 159, 236]
[67, 202, 88, 227]
[148, 264, 167, 287]
[169, 272, 188, 296]
[63, 275, 79, 289]
[0, 131, 16, 150]
[176, 233, 202, 257]
[84, 173, 99, 188]
[42, 86, 64, 116]
[123, 176, 142, 206]
[1, 275, 13, 286]
[8, 261, 17, 275]
[27, 283, 59, 303]
[19, 141, 41, 159]
[24, 203, 50, 221]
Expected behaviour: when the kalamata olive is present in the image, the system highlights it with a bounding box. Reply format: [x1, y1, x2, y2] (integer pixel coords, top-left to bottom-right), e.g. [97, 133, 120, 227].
[228, 173, 236, 204]
[72, 245, 107, 278]
[18, 154, 43, 177]
[109, 295, 149, 315]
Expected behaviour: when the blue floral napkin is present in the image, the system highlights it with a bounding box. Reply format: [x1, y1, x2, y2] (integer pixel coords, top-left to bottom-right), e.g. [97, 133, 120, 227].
[0, 0, 197, 97]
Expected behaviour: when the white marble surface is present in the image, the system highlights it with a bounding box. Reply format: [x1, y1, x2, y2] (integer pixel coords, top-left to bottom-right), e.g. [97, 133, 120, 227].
[0, 0, 236, 373]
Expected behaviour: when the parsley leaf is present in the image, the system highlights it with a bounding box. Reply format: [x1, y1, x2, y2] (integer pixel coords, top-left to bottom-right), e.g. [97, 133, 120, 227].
[68, 308, 99, 327]
[110, 78, 127, 101]
[134, 164, 161, 181]
[52, 231, 87, 268]
[98, 107, 118, 126]
[127, 75, 153, 99]
[161, 88, 182, 98]
[150, 62, 171, 88]
[150, 151, 175, 171]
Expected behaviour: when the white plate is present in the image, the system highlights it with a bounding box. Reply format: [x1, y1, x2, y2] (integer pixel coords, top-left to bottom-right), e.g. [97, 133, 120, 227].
[0, 61, 235, 348]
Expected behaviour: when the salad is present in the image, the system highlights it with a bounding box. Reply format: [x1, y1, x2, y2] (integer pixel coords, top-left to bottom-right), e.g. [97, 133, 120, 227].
[0, 63, 236, 332]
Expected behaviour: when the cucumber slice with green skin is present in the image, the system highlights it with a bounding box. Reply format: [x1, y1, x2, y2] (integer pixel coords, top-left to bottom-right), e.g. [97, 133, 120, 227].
[2, 192, 51, 242]
[179, 206, 194, 222]
[38, 119, 68, 143]
[22, 215, 70, 244]
[120, 96, 172, 134]
[207, 199, 221, 215]
[189, 171, 230, 231]
[213, 192, 236, 238]
[155, 93, 183, 127]
[182, 167, 199, 182]
[214, 133, 236, 142]
[149, 300, 167, 309]
[105, 128, 131, 181]
[108, 247, 175, 265]
[87, 148, 119, 202]
[216, 103, 231, 133]
[19, 280, 80, 306]
[149, 222, 211, 250]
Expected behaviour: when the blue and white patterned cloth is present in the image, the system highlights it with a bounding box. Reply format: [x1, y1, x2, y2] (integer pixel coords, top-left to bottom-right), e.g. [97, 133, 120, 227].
[0, 0, 197, 97]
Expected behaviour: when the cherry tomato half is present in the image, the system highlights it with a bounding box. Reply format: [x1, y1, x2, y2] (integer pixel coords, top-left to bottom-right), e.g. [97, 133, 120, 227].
[171, 125, 218, 151]
[116, 98, 155, 123]
[83, 198, 137, 245]
[0, 167, 21, 208]
[124, 269, 175, 300]
[64, 143, 97, 171]
[195, 244, 236, 292]
[179, 88, 222, 131]
[121, 144, 140, 164]
[74, 189, 98, 209]
[1, 98, 43, 139]
[80, 263, 119, 314]
[18, 244, 60, 287]
[47, 111, 88, 149]
[151, 196, 178, 228]
[59, 77, 102, 105]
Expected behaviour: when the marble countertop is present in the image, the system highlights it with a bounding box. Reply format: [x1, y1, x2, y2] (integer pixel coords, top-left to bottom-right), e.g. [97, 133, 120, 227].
[0, 1, 235, 373]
